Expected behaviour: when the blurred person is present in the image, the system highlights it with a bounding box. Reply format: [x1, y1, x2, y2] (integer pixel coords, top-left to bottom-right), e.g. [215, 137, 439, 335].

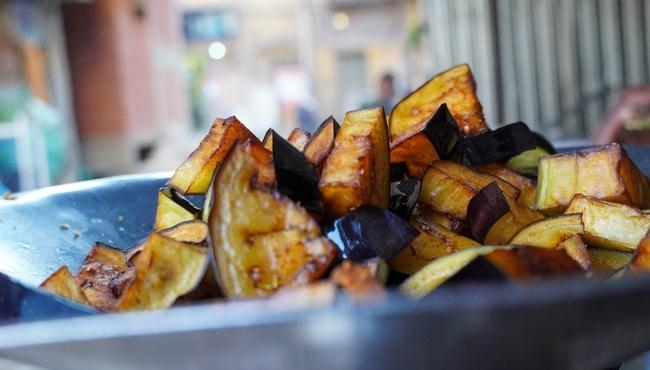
[364, 72, 400, 113]
[594, 85, 650, 145]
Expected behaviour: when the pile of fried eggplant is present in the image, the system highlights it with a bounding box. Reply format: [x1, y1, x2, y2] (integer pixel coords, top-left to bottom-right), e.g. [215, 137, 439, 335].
[41, 64, 650, 310]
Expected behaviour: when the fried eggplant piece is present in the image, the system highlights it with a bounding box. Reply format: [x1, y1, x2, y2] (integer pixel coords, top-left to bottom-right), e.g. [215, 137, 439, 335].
[399, 246, 498, 299]
[418, 160, 520, 220]
[589, 249, 633, 275]
[209, 143, 336, 299]
[483, 198, 545, 245]
[388, 213, 479, 275]
[565, 194, 650, 252]
[168, 116, 264, 194]
[40, 266, 91, 306]
[389, 64, 488, 144]
[318, 107, 390, 219]
[303, 116, 339, 169]
[330, 258, 388, 295]
[509, 213, 584, 248]
[389, 133, 440, 179]
[557, 234, 590, 270]
[535, 143, 650, 215]
[485, 246, 583, 280]
[479, 163, 537, 208]
[159, 219, 209, 245]
[154, 187, 201, 231]
[117, 232, 208, 311]
[75, 242, 130, 311]
[287, 127, 312, 151]
[272, 130, 323, 218]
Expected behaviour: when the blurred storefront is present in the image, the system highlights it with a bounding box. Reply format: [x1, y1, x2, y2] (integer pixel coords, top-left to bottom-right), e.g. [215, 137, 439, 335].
[180, 0, 424, 137]
[62, 0, 190, 177]
[0, 0, 79, 191]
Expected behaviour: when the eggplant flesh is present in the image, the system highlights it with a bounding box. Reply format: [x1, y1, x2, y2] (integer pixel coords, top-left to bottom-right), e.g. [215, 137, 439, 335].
[326, 206, 419, 263]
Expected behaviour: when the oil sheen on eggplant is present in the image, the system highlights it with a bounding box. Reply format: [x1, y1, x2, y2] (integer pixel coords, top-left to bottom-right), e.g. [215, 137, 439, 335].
[271, 130, 324, 219]
[326, 206, 419, 263]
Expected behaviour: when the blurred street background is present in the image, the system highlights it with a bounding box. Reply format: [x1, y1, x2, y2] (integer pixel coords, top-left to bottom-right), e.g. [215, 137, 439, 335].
[1, 0, 650, 191]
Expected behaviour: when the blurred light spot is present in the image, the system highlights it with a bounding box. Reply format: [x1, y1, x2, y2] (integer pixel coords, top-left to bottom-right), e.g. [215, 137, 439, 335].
[332, 12, 349, 30]
[208, 41, 227, 60]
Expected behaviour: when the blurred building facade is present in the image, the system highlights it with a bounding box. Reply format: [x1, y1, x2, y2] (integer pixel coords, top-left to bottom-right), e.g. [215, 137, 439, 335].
[2, 0, 650, 187]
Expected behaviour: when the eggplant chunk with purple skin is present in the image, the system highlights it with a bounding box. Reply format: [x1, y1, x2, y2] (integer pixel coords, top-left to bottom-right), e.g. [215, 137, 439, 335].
[418, 160, 520, 221]
[209, 143, 337, 299]
[319, 107, 390, 219]
[388, 212, 479, 275]
[303, 116, 339, 170]
[326, 206, 419, 263]
[168, 116, 266, 195]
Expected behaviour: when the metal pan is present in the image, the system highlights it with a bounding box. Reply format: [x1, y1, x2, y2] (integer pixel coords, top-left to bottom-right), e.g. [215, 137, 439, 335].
[0, 146, 649, 370]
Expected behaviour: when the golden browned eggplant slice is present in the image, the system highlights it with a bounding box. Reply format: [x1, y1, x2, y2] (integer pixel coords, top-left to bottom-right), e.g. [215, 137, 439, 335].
[557, 234, 590, 270]
[159, 219, 209, 245]
[117, 232, 208, 311]
[535, 143, 650, 215]
[399, 246, 498, 299]
[168, 116, 263, 194]
[287, 127, 312, 151]
[154, 187, 201, 231]
[589, 249, 633, 275]
[418, 160, 520, 220]
[565, 194, 650, 252]
[75, 242, 130, 311]
[40, 266, 91, 306]
[209, 143, 336, 299]
[389, 133, 440, 179]
[389, 64, 488, 143]
[303, 116, 339, 169]
[319, 107, 390, 219]
[509, 213, 584, 248]
[483, 203, 545, 245]
[388, 213, 479, 275]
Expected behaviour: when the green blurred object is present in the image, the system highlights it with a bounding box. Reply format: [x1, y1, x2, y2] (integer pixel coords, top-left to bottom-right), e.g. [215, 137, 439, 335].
[0, 85, 66, 190]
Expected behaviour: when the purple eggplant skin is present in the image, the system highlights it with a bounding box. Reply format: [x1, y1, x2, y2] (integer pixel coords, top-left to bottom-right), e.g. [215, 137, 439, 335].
[389, 178, 422, 220]
[460, 121, 537, 168]
[271, 130, 324, 219]
[466, 182, 510, 243]
[325, 206, 420, 263]
[422, 103, 462, 160]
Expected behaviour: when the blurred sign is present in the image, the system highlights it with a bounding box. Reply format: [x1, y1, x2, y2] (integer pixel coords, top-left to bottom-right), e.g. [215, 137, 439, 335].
[183, 9, 240, 42]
